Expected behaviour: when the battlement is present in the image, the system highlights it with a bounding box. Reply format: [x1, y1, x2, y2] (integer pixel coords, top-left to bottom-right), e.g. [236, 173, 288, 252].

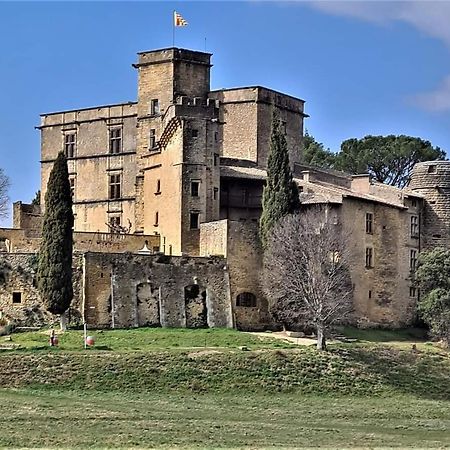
[134, 47, 212, 68]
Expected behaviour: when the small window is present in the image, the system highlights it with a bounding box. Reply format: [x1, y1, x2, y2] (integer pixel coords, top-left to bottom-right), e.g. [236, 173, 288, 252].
[410, 215, 419, 238]
[190, 212, 199, 230]
[69, 176, 76, 198]
[150, 99, 160, 115]
[154, 211, 159, 227]
[109, 215, 121, 227]
[191, 129, 199, 138]
[149, 129, 157, 149]
[428, 165, 437, 174]
[365, 213, 373, 234]
[368, 290, 372, 299]
[281, 121, 287, 134]
[213, 187, 218, 200]
[214, 131, 219, 142]
[236, 292, 257, 307]
[109, 173, 121, 200]
[12, 292, 22, 304]
[109, 128, 122, 154]
[64, 133, 76, 158]
[365, 247, 373, 268]
[411, 199, 417, 208]
[214, 153, 219, 166]
[409, 286, 417, 298]
[155, 179, 161, 194]
[191, 181, 200, 197]
[410, 249, 417, 271]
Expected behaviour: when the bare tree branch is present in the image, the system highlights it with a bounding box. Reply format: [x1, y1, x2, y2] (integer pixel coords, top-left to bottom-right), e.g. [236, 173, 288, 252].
[0, 168, 10, 220]
[263, 207, 353, 350]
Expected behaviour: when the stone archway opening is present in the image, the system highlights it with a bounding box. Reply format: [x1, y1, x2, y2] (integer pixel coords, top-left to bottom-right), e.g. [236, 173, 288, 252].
[136, 282, 161, 327]
[184, 284, 208, 328]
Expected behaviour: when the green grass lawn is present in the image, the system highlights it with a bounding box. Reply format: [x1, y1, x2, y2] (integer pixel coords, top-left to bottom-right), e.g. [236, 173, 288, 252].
[4, 327, 295, 352]
[0, 389, 449, 448]
[1, 327, 449, 448]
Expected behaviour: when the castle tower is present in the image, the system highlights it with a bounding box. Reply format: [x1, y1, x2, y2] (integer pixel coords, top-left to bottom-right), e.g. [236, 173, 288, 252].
[133, 48, 220, 255]
[409, 161, 450, 249]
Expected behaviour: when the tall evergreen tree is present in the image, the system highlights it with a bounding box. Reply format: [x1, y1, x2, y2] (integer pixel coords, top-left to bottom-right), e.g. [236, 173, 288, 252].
[260, 111, 300, 248]
[37, 152, 74, 330]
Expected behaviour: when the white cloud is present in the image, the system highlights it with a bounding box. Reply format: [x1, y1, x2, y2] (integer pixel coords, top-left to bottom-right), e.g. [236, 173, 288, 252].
[306, 1, 450, 113]
[307, 0, 450, 47]
[409, 75, 450, 112]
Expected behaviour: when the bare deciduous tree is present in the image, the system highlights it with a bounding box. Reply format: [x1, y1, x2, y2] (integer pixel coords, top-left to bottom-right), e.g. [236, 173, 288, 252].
[263, 208, 353, 350]
[0, 169, 10, 220]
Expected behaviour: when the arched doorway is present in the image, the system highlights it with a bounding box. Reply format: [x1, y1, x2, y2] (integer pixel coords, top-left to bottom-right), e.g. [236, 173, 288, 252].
[184, 284, 208, 328]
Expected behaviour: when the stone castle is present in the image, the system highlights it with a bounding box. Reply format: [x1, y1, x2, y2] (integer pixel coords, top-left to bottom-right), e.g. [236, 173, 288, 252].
[0, 47, 449, 331]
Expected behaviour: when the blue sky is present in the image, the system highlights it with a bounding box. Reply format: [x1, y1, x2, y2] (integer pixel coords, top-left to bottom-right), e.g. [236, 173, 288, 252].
[1, 1, 450, 226]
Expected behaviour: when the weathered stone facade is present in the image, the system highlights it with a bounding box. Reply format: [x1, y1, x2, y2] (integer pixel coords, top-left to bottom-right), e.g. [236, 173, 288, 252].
[2, 45, 444, 331]
[409, 161, 450, 250]
[84, 252, 232, 329]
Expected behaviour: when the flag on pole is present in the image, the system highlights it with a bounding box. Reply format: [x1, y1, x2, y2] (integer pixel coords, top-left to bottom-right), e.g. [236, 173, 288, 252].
[174, 11, 188, 27]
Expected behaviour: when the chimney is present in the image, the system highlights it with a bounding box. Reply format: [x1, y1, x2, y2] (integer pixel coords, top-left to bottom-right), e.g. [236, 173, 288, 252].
[351, 174, 371, 193]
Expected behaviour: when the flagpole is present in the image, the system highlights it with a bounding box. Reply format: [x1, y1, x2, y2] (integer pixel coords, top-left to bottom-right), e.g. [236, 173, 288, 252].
[172, 10, 175, 47]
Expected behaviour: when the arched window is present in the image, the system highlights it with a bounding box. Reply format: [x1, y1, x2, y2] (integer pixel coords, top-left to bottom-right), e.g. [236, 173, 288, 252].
[236, 292, 257, 308]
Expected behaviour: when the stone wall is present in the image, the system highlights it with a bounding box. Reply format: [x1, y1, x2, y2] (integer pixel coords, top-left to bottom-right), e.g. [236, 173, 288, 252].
[13, 202, 42, 237]
[200, 219, 272, 331]
[339, 198, 419, 328]
[210, 87, 305, 169]
[0, 228, 160, 254]
[84, 252, 233, 329]
[409, 161, 450, 250]
[0, 253, 83, 327]
[39, 103, 138, 233]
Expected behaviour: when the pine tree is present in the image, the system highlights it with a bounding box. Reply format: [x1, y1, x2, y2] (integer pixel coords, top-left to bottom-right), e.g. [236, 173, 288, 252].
[260, 111, 300, 248]
[37, 152, 74, 330]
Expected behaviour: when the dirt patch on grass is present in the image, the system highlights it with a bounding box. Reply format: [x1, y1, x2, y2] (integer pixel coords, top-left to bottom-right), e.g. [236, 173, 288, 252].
[188, 349, 224, 358]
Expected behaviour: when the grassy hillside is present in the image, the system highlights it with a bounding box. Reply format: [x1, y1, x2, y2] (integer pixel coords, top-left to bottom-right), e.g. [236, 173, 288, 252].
[0, 344, 449, 399]
[1, 328, 449, 448]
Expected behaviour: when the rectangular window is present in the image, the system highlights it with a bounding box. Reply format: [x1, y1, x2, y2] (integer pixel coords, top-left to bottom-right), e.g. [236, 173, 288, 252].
[109, 215, 121, 227]
[409, 286, 417, 297]
[368, 290, 372, 299]
[410, 249, 417, 271]
[149, 129, 157, 149]
[12, 292, 22, 304]
[109, 174, 121, 200]
[190, 212, 199, 230]
[150, 99, 160, 115]
[411, 199, 417, 208]
[410, 215, 419, 237]
[428, 165, 437, 174]
[69, 176, 75, 198]
[191, 181, 200, 197]
[365, 212, 373, 234]
[155, 179, 161, 194]
[64, 133, 76, 158]
[214, 153, 219, 166]
[214, 131, 219, 142]
[213, 187, 218, 200]
[154, 211, 159, 226]
[191, 129, 199, 138]
[109, 128, 122, 154]
[365, 247, 373, 268]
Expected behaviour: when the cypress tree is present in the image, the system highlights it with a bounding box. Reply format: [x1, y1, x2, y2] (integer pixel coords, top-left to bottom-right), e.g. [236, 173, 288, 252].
[260, 112, 300, 248]
[37, 152, 74, 329]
